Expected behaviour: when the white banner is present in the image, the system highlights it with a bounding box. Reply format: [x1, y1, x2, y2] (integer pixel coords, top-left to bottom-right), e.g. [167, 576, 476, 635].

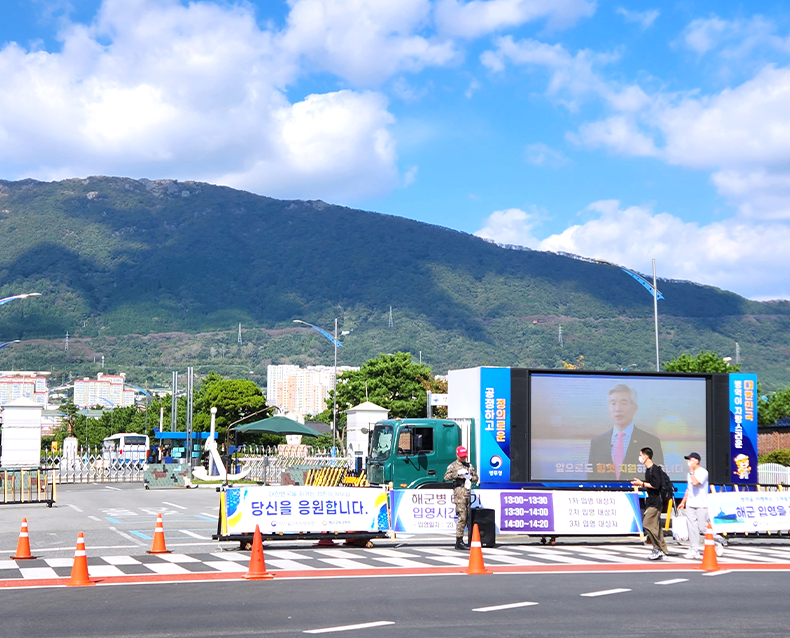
[389, 489, 642, 535]
[222, 486, 389, 535]
[709, 491, 790, 534]
[390, 489, 480, 534]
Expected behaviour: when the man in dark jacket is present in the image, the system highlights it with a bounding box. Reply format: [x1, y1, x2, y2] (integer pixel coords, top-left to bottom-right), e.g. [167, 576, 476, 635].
[587, 384, 663, 481]
[631, 447, 668, 560]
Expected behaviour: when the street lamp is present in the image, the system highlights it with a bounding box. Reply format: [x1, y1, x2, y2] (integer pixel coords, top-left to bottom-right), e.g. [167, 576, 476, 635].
[293, 319, 343, 448]
[596, 258, 664, 372]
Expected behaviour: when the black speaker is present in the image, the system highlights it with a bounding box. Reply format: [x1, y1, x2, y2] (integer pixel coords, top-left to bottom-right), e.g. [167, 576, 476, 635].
[468, 508, 496, 547]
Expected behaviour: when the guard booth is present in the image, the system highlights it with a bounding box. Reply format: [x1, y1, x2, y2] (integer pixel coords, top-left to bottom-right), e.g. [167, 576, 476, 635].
[144, 430, 217, 489]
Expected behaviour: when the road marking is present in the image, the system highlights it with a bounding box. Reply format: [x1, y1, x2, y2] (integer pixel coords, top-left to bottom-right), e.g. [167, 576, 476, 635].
[473, 601, 539, 612]
[88, 516, 101, 521]
[104, 486, 122, 491]
[163, 501, 188, 510]
[304, 621, 394, 634]
[200, 512, 218, 518]
[66, 504, 83, 513]
[196, 514, 216, 521]
[702, 570, 731, 577]
[130, 531, 152, 540]
[179, 530, 211, 540]
[655, 578, 688, 585]
[108, 527, 146, 545]
[581, 588, 631, 597]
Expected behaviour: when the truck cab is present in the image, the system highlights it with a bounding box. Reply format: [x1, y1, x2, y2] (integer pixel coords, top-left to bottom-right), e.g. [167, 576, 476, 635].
[367, 418, 461, 489]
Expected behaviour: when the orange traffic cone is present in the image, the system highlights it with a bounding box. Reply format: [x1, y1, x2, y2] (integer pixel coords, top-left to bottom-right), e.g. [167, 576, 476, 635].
[465, 524, 492, 575]
[699, 521, 719, 572]
[11, 518, 36, 560]
[67, 532, 95, 587]
[243, 525, 273, 580]
[147, 513, 171, 554]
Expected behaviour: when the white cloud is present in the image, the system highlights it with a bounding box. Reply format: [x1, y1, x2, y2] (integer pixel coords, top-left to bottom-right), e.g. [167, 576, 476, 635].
[680, 15, 790, 58]
[474, 207, 544, 246]
[0, 0, 402, 202]
[571, 115, 657, 156]
[280, 0, 457, 86]
[481, 36, 649, 111]
[524, 142, 569, 166]
[435, 0, 596, 39]
[615, 7, 659, 30]
[477, 200, 790, 299]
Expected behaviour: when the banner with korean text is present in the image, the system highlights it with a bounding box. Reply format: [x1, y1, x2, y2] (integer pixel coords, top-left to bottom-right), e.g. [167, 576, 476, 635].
[389, 489, 642, 535]
[222, 486, 389, 535]
[709, 491, 790, 534]
[729, 373, 759, 485]
[479, 367, 511, 485]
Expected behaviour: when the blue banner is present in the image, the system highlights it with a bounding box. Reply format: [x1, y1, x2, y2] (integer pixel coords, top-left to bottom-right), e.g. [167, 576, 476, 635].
[729, 373, 758, 484]
[479, 367, 511, 485]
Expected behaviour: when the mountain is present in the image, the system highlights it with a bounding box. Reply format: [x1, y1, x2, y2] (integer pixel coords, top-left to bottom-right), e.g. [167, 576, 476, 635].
[0, 176, 789, 389]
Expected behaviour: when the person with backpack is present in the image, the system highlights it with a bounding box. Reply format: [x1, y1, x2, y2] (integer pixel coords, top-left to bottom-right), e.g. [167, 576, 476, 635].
[631, 446, 669, 560]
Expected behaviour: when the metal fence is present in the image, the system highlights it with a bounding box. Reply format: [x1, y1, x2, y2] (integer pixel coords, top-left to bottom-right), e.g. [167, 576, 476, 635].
[38, 445, 355, 485]
[1, 468, 56, 506]
[40, 449, 146, 484]
[758, 463, 790, 486]
[233, 445, 353, 485]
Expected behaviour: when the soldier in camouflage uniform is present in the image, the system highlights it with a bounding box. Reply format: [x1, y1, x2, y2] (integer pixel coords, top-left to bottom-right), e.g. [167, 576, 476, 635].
[444, 446, 479, 550]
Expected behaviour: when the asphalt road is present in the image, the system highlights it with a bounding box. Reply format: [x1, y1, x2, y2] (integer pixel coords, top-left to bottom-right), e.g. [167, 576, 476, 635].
[0, 483, 224, 557]
[1, 570, 787, 637]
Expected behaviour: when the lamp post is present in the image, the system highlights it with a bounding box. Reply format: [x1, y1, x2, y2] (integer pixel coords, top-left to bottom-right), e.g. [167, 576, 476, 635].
[293, 319, 343, 448]
[596, 258, 664, 372]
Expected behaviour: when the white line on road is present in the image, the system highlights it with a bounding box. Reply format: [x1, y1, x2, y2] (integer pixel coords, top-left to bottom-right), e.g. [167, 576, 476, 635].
[304, 621, 394, 634]
[581, 588, 631, 597]
[104, 486, 122, 491]
[655, 578, 689, 585]
[200, 512, 218, 518]
[473, 602, 539, 612]
[88, 516, 101, 521]
[109, 527, 146, 545]
[702, 570, 732, 577]
[163, 501, 188, 510]
[180, 530, 211, 540]
[66, 504, 84, 512]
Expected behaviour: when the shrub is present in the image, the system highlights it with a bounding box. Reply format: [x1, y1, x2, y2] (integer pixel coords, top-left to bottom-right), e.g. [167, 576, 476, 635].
[758, 450, 790, 467]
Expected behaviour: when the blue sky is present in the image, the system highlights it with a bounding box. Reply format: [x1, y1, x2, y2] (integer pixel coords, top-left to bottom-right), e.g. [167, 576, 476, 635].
[2, 1, 790, 299]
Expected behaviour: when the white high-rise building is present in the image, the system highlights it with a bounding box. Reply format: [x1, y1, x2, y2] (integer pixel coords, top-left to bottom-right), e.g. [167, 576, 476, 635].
[73, 373, 135, 409]
[0, 371, 49, 405]
[267, 364, 359, 417]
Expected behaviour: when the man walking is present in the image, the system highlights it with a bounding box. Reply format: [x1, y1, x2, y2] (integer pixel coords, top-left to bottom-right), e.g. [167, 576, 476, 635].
[445, 446, 478, 550]
[631, 447, 668, 560]
[678, 452, 725, 559]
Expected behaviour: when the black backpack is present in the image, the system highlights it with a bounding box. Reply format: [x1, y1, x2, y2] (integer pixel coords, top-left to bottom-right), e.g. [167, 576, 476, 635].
[656, 465, 675, 506]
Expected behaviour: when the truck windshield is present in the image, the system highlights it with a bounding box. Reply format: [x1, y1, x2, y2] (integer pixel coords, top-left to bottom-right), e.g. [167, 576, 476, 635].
[369, 425, 393, 461]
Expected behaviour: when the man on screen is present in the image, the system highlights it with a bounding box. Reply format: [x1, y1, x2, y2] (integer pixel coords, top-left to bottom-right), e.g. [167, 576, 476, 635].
[587, 384, 663, 481]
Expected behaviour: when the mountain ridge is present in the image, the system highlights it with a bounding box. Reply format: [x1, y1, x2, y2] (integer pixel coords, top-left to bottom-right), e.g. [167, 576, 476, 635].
[0, 176, 788, 389]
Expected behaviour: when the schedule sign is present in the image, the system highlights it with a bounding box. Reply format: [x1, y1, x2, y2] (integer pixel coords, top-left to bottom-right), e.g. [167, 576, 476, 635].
[500, 492, 554, 532]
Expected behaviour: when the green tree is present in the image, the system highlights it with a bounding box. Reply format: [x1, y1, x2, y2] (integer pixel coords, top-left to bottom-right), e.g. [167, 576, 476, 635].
[194, 378, 267, 438]
[663, 351, 741, 374]
[324, 352, 443, 425]
[758, 386, 790, 426]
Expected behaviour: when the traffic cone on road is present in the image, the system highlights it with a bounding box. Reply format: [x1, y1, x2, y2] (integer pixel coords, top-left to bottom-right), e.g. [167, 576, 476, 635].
[465, 524, 492, 575]
[243, 525, 273, 580]
[147, 513, 171, 554]
[699, 521, 719, 572]
[11, 518, 36, 560]
[67, 532, 95, 587]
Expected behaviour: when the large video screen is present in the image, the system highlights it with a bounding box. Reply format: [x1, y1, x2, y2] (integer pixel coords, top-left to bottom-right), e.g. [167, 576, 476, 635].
[530, 373, 707, 482]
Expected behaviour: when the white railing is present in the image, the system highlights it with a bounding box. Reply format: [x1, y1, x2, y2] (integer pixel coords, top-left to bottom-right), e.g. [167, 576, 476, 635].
[41, 448, 146, 483]
[233, 445, 353, 484]
[758, 463, 790, 486]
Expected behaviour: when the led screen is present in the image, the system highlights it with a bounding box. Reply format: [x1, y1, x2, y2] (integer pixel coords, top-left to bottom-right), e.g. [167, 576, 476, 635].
[530, 373, 707, 482]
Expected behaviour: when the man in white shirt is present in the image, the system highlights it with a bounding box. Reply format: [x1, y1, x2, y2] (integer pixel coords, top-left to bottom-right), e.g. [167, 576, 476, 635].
[677, 452, 724, 559]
